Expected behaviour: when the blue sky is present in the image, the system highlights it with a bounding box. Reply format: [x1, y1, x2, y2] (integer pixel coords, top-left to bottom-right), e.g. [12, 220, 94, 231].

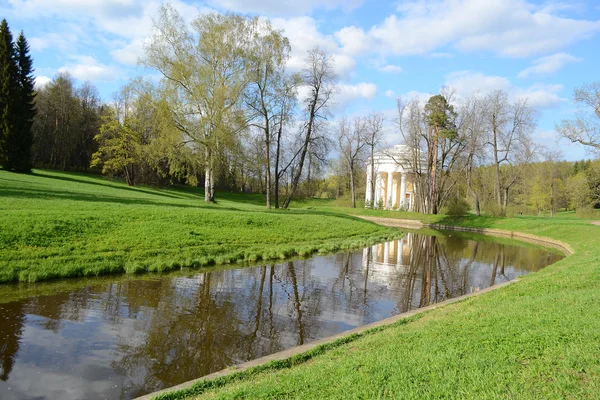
[2, 0, 600, 160]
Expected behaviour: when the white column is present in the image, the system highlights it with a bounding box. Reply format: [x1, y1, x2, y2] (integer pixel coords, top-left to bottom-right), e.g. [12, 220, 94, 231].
[400, 174, 407, 210]
[365, 164, 372, 206]
[384, 241, 389, 264]
[374, 173, 381, 207]
[387, 172, 394, 209]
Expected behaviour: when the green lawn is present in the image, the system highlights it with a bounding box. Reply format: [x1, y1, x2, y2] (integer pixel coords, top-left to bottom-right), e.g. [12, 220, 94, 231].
[154, 212, 600, 400]
[0, 169, 400, 283]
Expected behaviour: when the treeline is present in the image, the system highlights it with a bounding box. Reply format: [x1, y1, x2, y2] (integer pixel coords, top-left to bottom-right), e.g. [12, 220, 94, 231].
[27, 6, 339, 208]
[0, 19, 35, 172]
[321, 85, 600, 216]
[5, 5, 599, 215]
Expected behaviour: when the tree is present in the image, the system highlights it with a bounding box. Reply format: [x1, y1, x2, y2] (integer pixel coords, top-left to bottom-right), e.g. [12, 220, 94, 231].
[282, 47, 336, 209]
[556, 82, 600, 154]
[364, 112, 385, 208]
[460, 94, 487, 215]
[143, 5, 257, 203]
[9, 32, 35, 172]
[484, 90, 535, 216]
[567, 172, 591, 210]
[336, 116, 367, 208]
[245, 23, 291, 208]
[273, 75, 299, 208]
[423, 94, 457, 214]
[91, 109, 142, 186]
[0, 19, 16, 169]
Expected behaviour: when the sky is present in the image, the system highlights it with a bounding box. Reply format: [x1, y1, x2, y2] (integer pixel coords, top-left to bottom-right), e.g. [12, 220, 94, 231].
[2, 0, 600, 160]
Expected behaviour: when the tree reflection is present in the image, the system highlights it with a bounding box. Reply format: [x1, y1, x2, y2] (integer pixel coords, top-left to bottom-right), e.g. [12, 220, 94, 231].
[0, 302, 25, 381]
[0, 232, 563, 398]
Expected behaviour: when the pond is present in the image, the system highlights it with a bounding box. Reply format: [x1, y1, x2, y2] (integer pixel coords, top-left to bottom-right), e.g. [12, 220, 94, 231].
[0, 231, 564, 399]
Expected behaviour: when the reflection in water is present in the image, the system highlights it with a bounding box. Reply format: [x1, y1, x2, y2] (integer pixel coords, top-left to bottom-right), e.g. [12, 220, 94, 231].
[0, 232, 563, 399]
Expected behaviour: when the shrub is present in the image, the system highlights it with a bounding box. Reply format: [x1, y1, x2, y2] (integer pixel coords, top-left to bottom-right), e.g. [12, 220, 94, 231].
[441, 196, 470, 216]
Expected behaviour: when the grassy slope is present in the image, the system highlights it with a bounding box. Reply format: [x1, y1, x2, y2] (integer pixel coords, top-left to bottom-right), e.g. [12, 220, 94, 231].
[0, 170, 400, 283]
[158, 212, 600, 399]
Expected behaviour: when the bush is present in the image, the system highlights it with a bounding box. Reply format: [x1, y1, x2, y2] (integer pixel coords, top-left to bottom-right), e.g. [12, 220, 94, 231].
[440, 196, 470, 216]
[576, 204, 599, 219]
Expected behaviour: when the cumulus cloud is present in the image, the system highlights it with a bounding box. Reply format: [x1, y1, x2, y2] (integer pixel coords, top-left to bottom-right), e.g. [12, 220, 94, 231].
[517, 52, 582, 78]
[385, 90, 396, 98]
[334, 82, 377, 108]
[335, 0, 600, 58]
[34, 75, 52, 88]
[271, 16, 356, 78]
[58, 56, 121, 82]
[444, 70, 565, 109]
[207, 0, 363, 16]
[110, 38, 147, 66]
[29, 32, 79, 53]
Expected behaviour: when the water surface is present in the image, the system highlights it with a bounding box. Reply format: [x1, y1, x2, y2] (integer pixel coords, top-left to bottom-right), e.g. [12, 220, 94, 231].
[0, 231, 563, 399]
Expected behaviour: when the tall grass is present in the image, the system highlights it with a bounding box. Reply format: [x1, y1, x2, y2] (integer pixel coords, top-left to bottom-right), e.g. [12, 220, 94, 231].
[0, 170, 400, 283]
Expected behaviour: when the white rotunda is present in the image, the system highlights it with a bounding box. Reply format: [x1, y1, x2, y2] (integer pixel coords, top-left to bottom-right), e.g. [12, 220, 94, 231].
[365, 145, 422, 211]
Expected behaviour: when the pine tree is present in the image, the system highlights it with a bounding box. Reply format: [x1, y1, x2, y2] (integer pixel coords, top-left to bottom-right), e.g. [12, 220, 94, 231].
[10, 32, 35, 172]
[0, 19, 16, 169]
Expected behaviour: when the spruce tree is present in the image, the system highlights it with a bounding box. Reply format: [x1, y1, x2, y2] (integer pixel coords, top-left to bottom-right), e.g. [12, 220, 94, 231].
[0, 19, 16, 169]
[11, 32, 35, 172]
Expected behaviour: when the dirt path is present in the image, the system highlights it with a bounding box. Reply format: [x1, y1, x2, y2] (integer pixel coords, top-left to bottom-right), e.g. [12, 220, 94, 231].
[592, 221, 600, 226]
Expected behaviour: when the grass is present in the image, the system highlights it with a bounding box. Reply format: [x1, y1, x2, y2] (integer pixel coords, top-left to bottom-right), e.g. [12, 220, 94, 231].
[0, 169, 401, 283]
[153, 211, 600, 400]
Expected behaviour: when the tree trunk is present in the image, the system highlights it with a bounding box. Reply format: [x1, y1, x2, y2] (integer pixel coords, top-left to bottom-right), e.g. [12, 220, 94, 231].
[349, 163, 356, 208]
[274, 115, 283, 209]
[282, 104, 315, 209]
[369, 145, 375, 208]
[204, 147, 215, 203]
[265, 119, 271, 209]
[429, 126, 439, 214]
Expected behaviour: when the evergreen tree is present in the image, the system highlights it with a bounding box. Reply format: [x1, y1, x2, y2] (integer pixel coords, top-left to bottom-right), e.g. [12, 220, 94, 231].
[0, 19, 16, 169]
[10, 32, 35, 172]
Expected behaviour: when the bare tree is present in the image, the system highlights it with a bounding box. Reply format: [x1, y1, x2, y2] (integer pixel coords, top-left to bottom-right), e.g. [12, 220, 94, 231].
[459, 94, 487, 215]
[245, 23, 291, 208]
[364, 112, 385, 208]
[397, 96, 428, 212]
[556, 82, 600, 154]
[337, 116, 367, 208]
[282, 47, 337, 209]
[483, 90, 536, 215]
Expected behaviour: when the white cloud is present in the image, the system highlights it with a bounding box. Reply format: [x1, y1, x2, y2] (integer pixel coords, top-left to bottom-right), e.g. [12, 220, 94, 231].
[29, 32, 79, 53]
[378, 64, 403, 73]
[385, 90, 396, 98]
[58, 56, 121, 82]
[334, 25, 374, 57]
[337, 0, 600, 58]
[271, 16, 356, 78]
[444, 70, 565, 109]
[34, 75, 51, 87]
[7, 0, 143, 18]
[517, 52, 582, 78]
[110, 38, 147, 66]
[335, 82, 378, 108]
[207, 0, 363, 16]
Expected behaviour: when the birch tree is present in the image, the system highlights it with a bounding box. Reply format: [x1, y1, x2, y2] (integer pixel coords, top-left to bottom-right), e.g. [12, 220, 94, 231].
[282, 47, 336, 209]
[245, 22, 290, 208]
[143, 5, 256, 202]
[337, 116, 367, 208]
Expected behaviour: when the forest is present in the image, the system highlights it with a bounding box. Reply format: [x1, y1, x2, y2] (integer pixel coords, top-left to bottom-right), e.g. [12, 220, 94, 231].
[2, 6, 600, 216]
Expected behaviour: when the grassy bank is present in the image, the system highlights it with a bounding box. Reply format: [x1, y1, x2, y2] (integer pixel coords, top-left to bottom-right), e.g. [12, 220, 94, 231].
[156, 212, 600, 399]
[0, 170, 400, 283]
